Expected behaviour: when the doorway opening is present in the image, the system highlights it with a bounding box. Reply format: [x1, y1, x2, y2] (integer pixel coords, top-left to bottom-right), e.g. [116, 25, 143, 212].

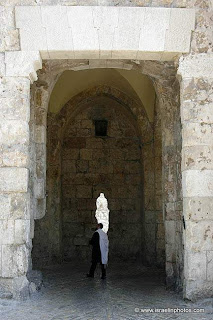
[31, 62, 181, 291]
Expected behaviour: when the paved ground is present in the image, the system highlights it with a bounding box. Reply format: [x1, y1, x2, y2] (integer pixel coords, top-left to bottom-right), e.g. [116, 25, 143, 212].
[0, 261, 213, 320]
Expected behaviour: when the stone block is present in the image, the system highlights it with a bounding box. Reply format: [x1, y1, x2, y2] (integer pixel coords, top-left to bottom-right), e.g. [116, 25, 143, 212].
[0, 6, 14, 31]
[0, 28, 20, 52]
[157, 223, 165, 239]
[34, 198, 46, 220]
[0, 220, 14, 245]
[14, 6, 195, 60]
[185, 251, 206, 281]
[41, 6, 69, 27]
[15, 220, 30, 245]
[63, 186, 76, 199]
[76, 160, 88, 173]
[93, 6, 119, 59]
[182, 170, 213, 197]
[165, 243, 176, 263]
[0, 168, 28, 192]
[138, 8, 170, 54]
[34, 179, 45, 199]
[62, 160, 76, 174]
[76, 128, 91, 137]
[0, 77, 30, 100]
[185, 220, 213, 252]
[81, 120, 93, 129]
[0, 120, 29, 146]
[165, 221, 175, 245]
[34, 125, 46, 144]
[207, 251, 213, 281]
[1, 144, 29, 168]
[125, 174, 140, 185]
[181, 77, 213, 104]
[46, 26, 74, 59]
[145, 223, 156, 255]
[73, 235, 89, 246]
[0, 53, 5, 76]
[182, 146, 213, 171]
[124, 148, 141, 160]
[62, 148, 79, 160]
[0, 194, 10, 219]
[181, 102, 213, 124]
[15, 6, 42, 29]
[184, 197, 213, 221]
[0, 97, 30, 122]
[178, 54, 213, 79]
[19, 27, 48, 53]
[2, 244, 29, 277]
[5, 51, 42, 82]
[144, 211, 156, 224]
[0, 193, 30, 220]
[67, 6, 99, 59]
[11, 193, 30, 220]
[112, 7, 144, 59]
[80, 149, 93, 160]
[182, 123, 213, 147]
[76, 185, 92, 199]
[165, 8, 195, 53]
[64, 137, 86, 149]
[184, 279, 213, 301]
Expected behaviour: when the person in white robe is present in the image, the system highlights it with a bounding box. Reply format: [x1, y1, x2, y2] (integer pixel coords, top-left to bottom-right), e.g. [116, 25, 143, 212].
[87, 223, 109, 279]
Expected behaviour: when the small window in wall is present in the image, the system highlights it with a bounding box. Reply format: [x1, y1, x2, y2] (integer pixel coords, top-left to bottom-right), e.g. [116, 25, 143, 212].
[94, 120, 108, 137]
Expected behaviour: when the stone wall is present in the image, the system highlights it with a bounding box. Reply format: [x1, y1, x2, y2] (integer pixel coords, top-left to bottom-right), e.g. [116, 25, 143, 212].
[0, 0, 212, 300]
[32, 85, 162, 267]
[61, 97, 143, 261]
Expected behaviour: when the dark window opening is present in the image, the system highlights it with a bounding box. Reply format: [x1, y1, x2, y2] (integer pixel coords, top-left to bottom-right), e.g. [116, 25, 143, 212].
[94, 120, 108, 137]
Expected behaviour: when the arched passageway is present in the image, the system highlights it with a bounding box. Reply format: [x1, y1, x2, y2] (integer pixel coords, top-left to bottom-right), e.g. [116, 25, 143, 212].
[30, 60, 181, 296]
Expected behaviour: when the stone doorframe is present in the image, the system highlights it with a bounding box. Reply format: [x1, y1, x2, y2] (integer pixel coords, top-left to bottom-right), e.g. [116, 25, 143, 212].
[1, 5, 213, 301]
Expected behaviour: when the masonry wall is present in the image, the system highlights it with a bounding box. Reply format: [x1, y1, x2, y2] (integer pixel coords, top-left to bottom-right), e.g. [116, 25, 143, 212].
[0, 0, 212, 301]
[61, 97, 143, 261]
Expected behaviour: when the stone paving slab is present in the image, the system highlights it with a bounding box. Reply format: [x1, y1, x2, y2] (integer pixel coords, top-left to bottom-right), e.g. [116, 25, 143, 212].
[0, 261, 213, 320]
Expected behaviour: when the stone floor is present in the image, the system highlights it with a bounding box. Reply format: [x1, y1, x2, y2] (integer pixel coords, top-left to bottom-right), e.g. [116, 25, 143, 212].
[0, 261, 213, 320]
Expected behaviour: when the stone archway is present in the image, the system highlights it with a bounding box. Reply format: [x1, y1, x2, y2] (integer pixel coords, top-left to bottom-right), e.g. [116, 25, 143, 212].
[1, 4, 212, 302]
[32, 84, 156, 267]
[30, 61, 180, 287]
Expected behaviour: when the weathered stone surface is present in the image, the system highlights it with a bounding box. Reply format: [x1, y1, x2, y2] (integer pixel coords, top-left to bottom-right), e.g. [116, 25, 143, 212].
[34, 178, 45, 199]
[0, 97, 30, 122]
[0, 193, 30, 220]
[34, 125, 46, 144]
[182, 146, 213, 171]
[0, 77, 30, 99]
[0, 6, 20, 52]
[182, 123, 213, 147]
[182, 170, 213, 197]
[185, 220, 213, 251]
[2, 244, 29, 277]
[184, 197, 213, 221]
[165, 221, 176, 245]
[0, 144, 29, 167]
[15, 6, 195, 60]
[15, 219, 31, 245]
[185, 251, 207, 281]
[0, 120, 29, 145]
[184, 279, 213, 301]
[5, 51, 42, 82]
[0, 220, 14, 245]
[0, 168, 28, 192]
[207, 251, 213, 281]
[0, 53, 5, 76]
[178, 54, 213, 78]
